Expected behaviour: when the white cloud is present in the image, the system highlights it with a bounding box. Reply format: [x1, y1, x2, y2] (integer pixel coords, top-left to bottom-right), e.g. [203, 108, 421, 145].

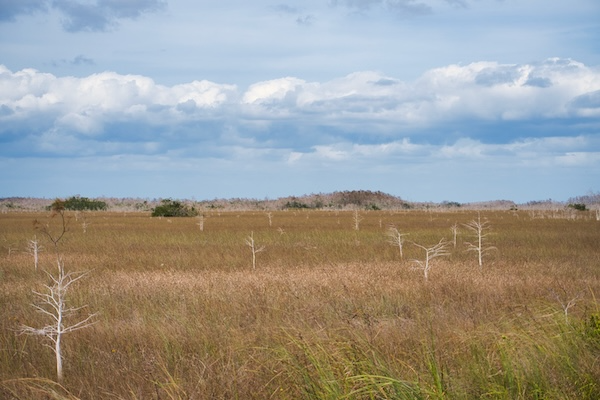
[235, 59, 600, 127]
[242, 77, 305, 104]
[0, 66, 238, 138]
[1, 59, 599, 170]
[413, 58, 600, 120]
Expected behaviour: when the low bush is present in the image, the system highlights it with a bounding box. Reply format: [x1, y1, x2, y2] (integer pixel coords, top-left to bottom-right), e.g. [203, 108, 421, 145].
[49, 196, 108, 211]
[151, 199, 198, 217]
[568, 203, 587, 211]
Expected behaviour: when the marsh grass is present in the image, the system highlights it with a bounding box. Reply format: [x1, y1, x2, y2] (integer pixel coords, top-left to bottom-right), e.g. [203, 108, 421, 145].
[1, 210, 599, 398]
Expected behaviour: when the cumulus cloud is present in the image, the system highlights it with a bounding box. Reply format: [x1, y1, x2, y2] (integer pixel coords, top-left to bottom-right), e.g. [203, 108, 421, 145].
[240, 59, 600, 126]
[0, 65, 237, 157]
[1, 58, 599, 161]
[242, 77, 305, 105]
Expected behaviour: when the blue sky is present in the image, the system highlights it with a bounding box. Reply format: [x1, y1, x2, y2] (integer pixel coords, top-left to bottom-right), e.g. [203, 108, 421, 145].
[1, 0, 599, 203]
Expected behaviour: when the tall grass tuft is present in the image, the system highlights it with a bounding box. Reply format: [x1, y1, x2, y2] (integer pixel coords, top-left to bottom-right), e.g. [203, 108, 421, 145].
[267, 328, 423, 399]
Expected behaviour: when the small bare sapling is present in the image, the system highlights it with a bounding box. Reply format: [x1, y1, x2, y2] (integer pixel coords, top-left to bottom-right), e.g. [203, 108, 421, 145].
[20, 204, 96, 383]
[450, 223, 458, 248]
[386, 226, 408, 260]
[549, 287, 583, 323]
[196, 214, 205, 232]
[27, 235, 44, 270]
[2, 235, 17, 256]
[463, 213, 496, 267]
[266, 212, 273, 227]
[410, 239, 450, 280]
[353, 210, 362, 231]
[81, 217, 90, 233]
[245, 231, 265, 269]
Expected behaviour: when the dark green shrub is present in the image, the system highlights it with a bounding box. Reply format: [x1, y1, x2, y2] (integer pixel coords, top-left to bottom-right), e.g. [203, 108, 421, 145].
[568, 203, 587, 211]
[151, 199, 199, 217]
[442, 201, 462, 208]
[284, 200, 311, 209]
[49, 196, 107, 211]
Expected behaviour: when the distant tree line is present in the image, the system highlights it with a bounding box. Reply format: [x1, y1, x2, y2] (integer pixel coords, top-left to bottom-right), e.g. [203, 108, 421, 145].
[282, 190, 411, 210]
[568, 191, 600, 207]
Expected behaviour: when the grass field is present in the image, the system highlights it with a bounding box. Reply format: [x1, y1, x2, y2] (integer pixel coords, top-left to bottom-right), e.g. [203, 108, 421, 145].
[1, 208, 599, 399]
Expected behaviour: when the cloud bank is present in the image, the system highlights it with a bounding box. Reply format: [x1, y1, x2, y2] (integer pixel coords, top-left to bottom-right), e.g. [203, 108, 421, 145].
[1, 58, 599, 202]
[2, 58, 599, 155]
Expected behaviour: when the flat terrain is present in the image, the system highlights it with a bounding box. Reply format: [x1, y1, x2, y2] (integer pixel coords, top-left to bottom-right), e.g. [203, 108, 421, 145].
[1, 209, 599, 399]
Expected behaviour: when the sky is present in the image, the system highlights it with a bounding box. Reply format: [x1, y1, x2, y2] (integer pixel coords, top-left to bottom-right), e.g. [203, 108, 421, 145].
[1, 0, 599, 203]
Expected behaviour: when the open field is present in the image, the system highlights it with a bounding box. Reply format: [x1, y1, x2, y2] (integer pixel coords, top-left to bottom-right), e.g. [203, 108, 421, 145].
[1, 209, 599, 399]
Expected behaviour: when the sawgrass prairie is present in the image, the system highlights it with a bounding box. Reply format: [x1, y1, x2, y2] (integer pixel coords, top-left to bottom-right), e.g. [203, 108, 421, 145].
[1, 208, 599, 399]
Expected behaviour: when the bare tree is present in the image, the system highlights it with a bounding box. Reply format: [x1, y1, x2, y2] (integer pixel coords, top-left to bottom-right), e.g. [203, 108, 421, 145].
[386, 226, 408, 260]
[266, 212, 273, 227]
[450, 223, 459, 248]
[245, 231, 265, 269]
[463, 213, 496, 267]
[20, 268, 97, 383]
[549, 286, 583, 323]
[20, 203, 96, 383]
[2, 235, 17, 256]
[196, 214, 205, 232]
[27, 235, 43, 271]
[353, 210, 362, 231]
[410, 239, 450, 280]
[81, 217, 90, 233]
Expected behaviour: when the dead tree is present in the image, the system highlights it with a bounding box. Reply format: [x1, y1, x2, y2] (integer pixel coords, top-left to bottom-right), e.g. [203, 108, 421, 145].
[410, 239, 450, 280]
[386, 226, 408, 260]
[245, 231, 265, 269]
[20, 202, 96, 383]
[463, 213, 496, 267]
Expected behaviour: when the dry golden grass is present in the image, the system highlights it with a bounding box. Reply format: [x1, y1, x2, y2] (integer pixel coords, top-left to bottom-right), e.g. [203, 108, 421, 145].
[1, 209, 599, 399]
